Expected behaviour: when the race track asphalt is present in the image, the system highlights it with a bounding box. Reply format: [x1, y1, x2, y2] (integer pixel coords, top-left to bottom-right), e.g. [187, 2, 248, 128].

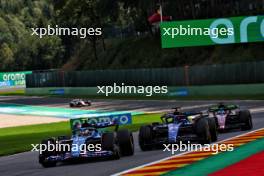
[0, 96, 263, 176]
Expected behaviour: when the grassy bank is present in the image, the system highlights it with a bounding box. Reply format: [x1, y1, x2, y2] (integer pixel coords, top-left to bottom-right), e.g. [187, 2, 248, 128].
[0, 113, 162, 156]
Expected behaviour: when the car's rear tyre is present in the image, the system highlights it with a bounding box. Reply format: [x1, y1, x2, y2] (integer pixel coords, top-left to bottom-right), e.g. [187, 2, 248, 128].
[139, 125, 153, 151]
[102, 132, 120, 159]
[117, 129, 134, 156]
[207, 118, 218, 142]
[195, 118, 211, 144]
[39, 138, 57, 168]
[85, 101, 92, 106]
[240, 110, 253, 131]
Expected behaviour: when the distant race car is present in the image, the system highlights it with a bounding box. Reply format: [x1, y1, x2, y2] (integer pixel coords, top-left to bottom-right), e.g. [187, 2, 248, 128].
[39, 121, 134, 167]
[69, 99, 91, 107]
[208, 103, 253, 131]
[138, 107, 218, 151]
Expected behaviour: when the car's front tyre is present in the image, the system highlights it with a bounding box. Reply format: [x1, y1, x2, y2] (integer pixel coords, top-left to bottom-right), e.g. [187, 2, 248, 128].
[117, 129, 134, 156]
[195, 118, 211, 144]
[39, 138, 57, 168]
[240, 110, 253, 131]
[207, 118, 218, 142]
[139, 125, 153, 151]
[102, 132, 120, 159]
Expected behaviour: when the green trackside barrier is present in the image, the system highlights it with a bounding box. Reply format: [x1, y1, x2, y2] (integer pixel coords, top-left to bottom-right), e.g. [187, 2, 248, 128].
[168, 84, 264, 96]
[25, 83, 264, 97]
[25, 61, 264, 87]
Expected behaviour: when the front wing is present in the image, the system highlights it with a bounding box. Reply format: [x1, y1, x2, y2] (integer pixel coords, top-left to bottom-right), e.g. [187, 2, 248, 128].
[45, 150, 114, 162]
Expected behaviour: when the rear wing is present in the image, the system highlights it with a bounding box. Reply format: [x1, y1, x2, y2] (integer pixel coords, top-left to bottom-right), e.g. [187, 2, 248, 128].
[72, 121, 119, 134]
[209, 104, 239, 112]
[70, 113, 132, 133]
[94, 121, 119, 131]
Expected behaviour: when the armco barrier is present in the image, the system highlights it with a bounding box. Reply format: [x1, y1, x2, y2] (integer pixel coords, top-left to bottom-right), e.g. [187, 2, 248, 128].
[169, 84, 264, 96]
[25, 61, 264, 87]
[26, 83, 264, 97]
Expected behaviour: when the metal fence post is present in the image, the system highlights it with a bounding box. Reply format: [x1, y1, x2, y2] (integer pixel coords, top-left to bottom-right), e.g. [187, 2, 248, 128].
[184, 65, 190, 86]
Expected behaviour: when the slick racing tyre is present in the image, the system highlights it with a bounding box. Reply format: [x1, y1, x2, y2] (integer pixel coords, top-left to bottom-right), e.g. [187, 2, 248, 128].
[196, 118, 211, 144]
[239, 110, 253, 131]
[117, 129, 134, 156]
[39, 138, 57, 168]
[139, 125, 153, 151]
[84, 100, 92, 106]
[207, 118, 218, 142]
[102, 132, 120, 159]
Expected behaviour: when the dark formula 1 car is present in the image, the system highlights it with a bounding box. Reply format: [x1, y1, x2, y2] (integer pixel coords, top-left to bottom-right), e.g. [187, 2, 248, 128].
[208, 103, 253, 131]
[69, 99, 91, 107]
[39, 121, 134, 167]
[139, 108, 218, 151]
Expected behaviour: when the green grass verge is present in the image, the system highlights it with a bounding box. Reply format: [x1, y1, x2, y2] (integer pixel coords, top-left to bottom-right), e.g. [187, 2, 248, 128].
[0, 113, 162, 156]
[0, 89, 25, 95]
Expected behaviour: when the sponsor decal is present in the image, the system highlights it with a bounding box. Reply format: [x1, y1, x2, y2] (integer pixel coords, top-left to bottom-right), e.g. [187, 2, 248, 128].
[0, 81, 12, 87]
[161, 15, 264, 48]
[0, 71, 32, 88]
[49, 89, 65, 95]
[70, 113, 132, 130]
[169, 88, 189, 96]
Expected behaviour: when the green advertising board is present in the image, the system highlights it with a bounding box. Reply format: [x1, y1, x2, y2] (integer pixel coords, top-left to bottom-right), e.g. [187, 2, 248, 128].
[161, 16, 264, 48]
[0, 71, 32, 88]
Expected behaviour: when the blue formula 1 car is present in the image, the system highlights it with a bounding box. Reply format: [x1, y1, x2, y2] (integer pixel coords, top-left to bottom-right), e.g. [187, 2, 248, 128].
[39, 121, 134, 167]
[139, 108, 218, 151]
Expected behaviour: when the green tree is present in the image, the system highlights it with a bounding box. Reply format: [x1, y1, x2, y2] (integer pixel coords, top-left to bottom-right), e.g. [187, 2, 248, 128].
[0, 43, 14, 70]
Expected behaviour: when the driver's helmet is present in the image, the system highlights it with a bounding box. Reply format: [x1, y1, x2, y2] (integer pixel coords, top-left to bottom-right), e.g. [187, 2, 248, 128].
[79, 128, 93, 136]
[173, 107, 182, 115]
[217, 109, 226, 115]
[82, 120, 90, 128]
[73, 122, 81, 130]
[175, 115, 188, 123]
